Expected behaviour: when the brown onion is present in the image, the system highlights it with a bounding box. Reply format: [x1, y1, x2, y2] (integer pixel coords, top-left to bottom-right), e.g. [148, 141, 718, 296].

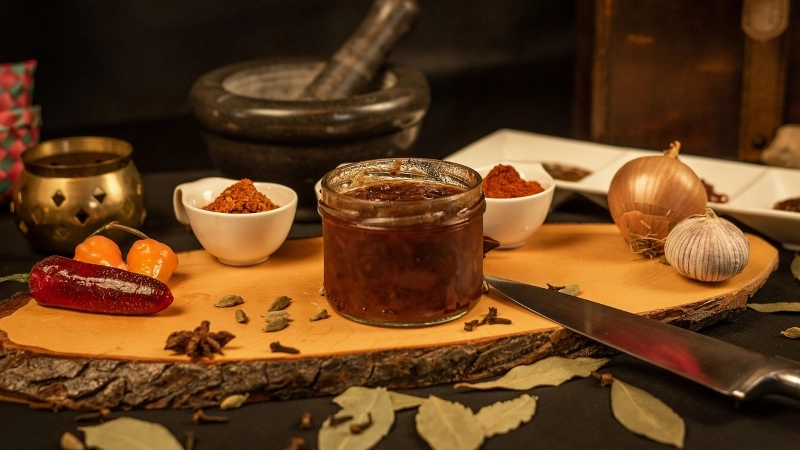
[608, 141, 707, 257]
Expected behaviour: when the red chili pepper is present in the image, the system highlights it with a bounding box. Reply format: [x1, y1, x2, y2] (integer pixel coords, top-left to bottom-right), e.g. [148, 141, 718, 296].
[0, 256, 173, 315]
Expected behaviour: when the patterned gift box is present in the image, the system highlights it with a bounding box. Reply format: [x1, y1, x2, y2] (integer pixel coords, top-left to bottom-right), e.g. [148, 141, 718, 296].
[0, 59, 36, 110]
[0, 105, 41, 201]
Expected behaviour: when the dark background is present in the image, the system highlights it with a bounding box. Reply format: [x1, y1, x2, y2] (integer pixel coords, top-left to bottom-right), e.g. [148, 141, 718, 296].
[2, 3, 800, 450]
[1, 0, 576, 173]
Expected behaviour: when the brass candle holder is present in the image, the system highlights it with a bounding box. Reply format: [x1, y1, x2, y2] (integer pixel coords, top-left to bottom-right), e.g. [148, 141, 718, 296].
[10, 136, 146, 255]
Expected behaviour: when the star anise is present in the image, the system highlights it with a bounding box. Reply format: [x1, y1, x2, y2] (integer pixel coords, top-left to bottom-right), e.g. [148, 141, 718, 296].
[165, 320, 235, 359]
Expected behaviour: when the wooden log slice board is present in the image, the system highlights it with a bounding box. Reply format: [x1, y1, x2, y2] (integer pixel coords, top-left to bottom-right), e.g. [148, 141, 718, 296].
[0, 224, 778, 410]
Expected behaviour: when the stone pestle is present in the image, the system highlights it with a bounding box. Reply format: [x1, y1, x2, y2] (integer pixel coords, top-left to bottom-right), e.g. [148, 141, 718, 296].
[300, 0, 420, 101]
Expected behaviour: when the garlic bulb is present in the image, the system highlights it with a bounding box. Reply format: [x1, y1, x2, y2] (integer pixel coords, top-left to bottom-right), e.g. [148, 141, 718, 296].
[664, 208, 749, 282]
[608, 141, 707, 257]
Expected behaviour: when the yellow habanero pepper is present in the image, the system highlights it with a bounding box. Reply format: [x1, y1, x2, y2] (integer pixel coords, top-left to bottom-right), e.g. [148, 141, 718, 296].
[126, 238, 179, 284]
[74, 235, 128, 269]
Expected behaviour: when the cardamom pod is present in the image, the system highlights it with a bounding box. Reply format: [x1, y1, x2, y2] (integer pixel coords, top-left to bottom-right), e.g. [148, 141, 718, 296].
[235, 309, 248, 324]
[268, 295, 292, 311]
[263, 315, 288, 332]
[309, 308, 329, 322]
[215, 294, 244, 308]
[220, 393, 249, 410]
[262, 310, 290, 321]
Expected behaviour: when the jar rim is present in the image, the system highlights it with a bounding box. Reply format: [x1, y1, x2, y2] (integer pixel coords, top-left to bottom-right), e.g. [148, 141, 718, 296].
[318, 158, 485, 227]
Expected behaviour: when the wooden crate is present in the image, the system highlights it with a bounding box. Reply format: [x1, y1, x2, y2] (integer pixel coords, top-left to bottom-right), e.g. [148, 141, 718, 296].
[574, 0, 800, 161]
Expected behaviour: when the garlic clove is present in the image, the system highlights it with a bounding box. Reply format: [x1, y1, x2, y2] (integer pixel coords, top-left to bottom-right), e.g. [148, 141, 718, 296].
[664, 208, 749, 282]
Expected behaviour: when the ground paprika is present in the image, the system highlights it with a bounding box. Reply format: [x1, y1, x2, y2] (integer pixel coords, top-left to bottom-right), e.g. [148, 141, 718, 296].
[482, 164, 544, 198]
[202, 178, 279, 213]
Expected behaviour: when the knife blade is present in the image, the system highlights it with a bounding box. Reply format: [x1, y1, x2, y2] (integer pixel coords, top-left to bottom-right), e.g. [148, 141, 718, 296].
[484, 274, 800, 401]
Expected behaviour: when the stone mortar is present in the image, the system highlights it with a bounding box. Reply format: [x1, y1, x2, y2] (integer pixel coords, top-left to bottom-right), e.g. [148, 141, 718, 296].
[189, 57, 430, 222]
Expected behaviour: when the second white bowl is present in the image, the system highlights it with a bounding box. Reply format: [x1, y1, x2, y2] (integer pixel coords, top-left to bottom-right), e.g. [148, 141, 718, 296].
[476, 161, 555, 249]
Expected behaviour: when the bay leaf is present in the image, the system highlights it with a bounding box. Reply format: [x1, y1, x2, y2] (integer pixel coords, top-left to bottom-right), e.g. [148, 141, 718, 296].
[475, 394, 537, 438]
[792, 253, 800, 281]
[558, 284, 581, 296]
[611, 379, 685, 449]
[79, 416, 183, 450]
[781, 327, 800, 338]
[333, 386, 424, 411]
[415, 395, 484, 450]
[747, 302, 800, 313]
[59, 432, 85, 450]
[454, 356, 609, 391]
[319, 387, 394, 450]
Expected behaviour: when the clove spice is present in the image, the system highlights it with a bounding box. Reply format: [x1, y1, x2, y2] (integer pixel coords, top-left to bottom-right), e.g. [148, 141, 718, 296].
[300, 412, 313, 429]
[284, 437, 305, 450]
[592, 370, 615, 387]
[349, 413, 373, 434]
[464, 307, 512, 331]
[74, 408, 111, 423]
[192, 409, 229, 424]
[184, 431, 196, 450]
[327, 414, 353, 427]
[464, 319, 480, 331]
[270, 341, 300, 354]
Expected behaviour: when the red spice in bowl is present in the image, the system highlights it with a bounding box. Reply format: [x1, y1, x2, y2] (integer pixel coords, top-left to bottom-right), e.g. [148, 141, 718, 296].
[482, 164, 544, 198]
[202, 178, 280, 213]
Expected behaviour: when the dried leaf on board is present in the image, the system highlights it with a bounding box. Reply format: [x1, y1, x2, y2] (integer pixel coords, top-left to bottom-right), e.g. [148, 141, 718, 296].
[781, 327, 800, 338]
[79, 416, 184, 450]
[318, 387, 394, 450]
[415, 395, 484, 450]
[475, 394, 537, 438]
[611, 379, 685, 449]
[333, 386, 424, 411]
[454, 356, 609, 391]
[747, 302, 800, 313]
[558, 284, 581, 296]
[792, 253, 800, 281]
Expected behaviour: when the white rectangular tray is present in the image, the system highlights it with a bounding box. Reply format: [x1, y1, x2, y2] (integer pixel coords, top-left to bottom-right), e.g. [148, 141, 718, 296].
[445, 129, 800, 250]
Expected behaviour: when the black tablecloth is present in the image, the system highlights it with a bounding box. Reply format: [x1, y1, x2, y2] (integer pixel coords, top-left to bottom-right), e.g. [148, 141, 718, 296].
[1, 170, 798, 450]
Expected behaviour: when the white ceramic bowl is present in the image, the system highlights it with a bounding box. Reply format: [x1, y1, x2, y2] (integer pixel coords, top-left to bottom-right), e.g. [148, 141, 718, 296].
[476, 161, 555, 249]
[173, 177, 298, 266]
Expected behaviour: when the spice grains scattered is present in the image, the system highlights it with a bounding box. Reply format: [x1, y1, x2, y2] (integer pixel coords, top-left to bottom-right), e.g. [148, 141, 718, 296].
[482, 164, 544, 198]
[203, 178, 279, 213]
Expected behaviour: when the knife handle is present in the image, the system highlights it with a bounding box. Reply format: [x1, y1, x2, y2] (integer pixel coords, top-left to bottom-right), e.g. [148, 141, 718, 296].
[738, 356, 800, 401]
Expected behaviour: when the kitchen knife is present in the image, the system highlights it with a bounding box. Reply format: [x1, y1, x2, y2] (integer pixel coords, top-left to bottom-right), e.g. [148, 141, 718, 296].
[484, 274, 800, 401]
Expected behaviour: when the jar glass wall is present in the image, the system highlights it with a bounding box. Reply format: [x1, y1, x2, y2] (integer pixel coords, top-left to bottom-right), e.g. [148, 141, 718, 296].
[318, 158, 485, 327]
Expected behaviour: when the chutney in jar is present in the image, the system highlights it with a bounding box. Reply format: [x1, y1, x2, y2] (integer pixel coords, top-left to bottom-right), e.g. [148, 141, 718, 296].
[318, 159, 485, 327]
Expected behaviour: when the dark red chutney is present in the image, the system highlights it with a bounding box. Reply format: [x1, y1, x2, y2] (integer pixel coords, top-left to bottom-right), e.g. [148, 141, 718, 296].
[322, 180, 484, 326]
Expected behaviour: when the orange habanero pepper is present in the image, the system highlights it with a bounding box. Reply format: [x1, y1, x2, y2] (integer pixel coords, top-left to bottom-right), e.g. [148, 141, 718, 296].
[74, 235, 128, 270]
[86, 221, 179, 283]
[126, 238, 179, 284]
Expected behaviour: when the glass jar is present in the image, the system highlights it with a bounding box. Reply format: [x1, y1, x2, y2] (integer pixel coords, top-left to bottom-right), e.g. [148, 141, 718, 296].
[318, 158, 485, 327]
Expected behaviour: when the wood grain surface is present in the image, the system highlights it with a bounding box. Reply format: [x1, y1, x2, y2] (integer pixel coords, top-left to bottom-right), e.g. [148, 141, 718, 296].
[0, 224, 778, 410]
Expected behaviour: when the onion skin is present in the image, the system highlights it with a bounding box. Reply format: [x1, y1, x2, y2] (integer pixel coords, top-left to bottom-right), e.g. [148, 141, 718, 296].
[608, 142, 707, 257]
[664, 208, 749, 282]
